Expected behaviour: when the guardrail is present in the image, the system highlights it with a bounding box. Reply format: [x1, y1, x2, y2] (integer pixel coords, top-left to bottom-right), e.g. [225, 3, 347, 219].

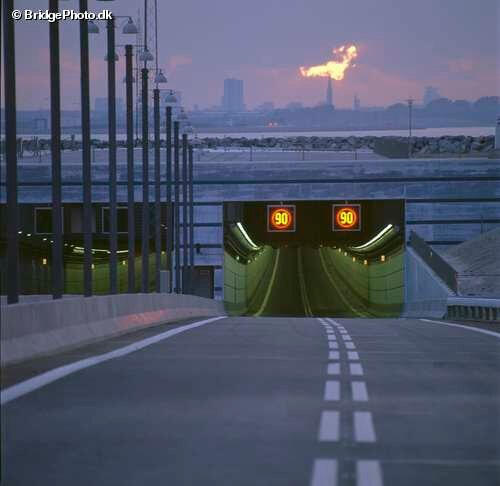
[409, 231, 458, 293]
[446, 297, 500, 322]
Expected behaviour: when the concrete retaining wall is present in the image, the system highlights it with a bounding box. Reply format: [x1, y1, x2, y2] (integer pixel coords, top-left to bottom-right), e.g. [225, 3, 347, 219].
[404, 248, 455, 318]
[0, 293, 225, 365]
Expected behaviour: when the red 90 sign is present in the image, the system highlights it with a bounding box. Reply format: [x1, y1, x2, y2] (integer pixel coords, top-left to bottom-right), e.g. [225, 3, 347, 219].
[333, 204, 361, 231]
[267, 205, 296, 232]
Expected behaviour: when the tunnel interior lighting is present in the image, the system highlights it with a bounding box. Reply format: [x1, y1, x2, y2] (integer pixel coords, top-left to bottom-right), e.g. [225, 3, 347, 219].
[42, 258, 47, 265]
[350, 224, 393, 251]
[236, 222, 260, 250]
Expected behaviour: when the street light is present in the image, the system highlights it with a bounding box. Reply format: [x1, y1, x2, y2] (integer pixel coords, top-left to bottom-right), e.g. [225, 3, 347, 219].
[139, 48, 154, 62]
[165, 90, 178, 104]
[154, 69, 167, 84]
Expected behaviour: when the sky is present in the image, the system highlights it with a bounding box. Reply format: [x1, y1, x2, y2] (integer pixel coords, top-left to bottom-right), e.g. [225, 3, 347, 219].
[6, 0, 499, 110]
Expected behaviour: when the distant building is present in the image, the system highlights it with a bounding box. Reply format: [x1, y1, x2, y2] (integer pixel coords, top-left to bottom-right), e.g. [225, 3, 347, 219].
[221, 78, 245, 112]
[423, 86, 440, 106]
[286, 101, 304, 110]
[353, 94, 360, 111]
[326, 78, 333, 107]
[255, 101, 275, 112]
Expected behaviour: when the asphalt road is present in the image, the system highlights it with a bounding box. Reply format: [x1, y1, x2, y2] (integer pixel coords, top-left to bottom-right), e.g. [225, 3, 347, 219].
[1, 316, 499, 485]
[253, 247, 359, 317]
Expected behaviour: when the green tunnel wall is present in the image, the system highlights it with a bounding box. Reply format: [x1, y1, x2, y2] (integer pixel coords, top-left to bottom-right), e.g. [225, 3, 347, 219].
[224, 246, 277, 315]
[321, 247, 404, 316]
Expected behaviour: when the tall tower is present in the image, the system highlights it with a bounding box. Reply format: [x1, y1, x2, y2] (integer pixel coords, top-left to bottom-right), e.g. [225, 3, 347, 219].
[326, 78, 333, 107]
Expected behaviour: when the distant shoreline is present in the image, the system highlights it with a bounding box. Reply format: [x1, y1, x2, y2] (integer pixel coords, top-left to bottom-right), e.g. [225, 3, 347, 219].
[15, 125, 495, 140]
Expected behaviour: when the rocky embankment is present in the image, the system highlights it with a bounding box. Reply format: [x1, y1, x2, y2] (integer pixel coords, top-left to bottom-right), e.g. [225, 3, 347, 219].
[196, 135, 495, 156]
[11, 134, 496, 156]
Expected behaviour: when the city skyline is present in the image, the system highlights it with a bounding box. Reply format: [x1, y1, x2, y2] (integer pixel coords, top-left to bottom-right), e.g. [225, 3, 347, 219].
[3, 0, 498, 111]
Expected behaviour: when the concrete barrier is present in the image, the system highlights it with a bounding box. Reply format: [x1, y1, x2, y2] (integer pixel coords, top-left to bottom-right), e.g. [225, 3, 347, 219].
[446, 297, 500, 322]
[1, 293, 225, 365]
[403, 247, 455, 318]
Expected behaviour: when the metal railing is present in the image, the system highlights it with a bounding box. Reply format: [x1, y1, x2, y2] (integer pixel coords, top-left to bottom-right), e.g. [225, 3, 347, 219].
[409, 231, 458, 293]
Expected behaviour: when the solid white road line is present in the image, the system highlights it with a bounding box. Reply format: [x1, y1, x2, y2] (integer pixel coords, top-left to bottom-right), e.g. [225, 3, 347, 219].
[329, 341, 339, 349]
[324, 380, 341, 401]
[318, 411, 340, 441]
[327, 335, 337, 341]
[311, 459, 338, 486]
[255, 249, 281, 316]
[351, 381, 369, 402]
[356, 460, 383, 486]
[328, 351, 340, 360]
[421, 319, 500, 339]
[347, 351, 360, 360]
[350, 363, 364, 376]
[354, 412, 377, 442]
[1, 316, 226, 405]
[345, 342, 356, 350]
[327, 363, 341, 375]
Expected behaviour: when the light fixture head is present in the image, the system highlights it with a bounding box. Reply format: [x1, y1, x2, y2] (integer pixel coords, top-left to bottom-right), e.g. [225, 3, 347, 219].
[154, 69, 167, 84]
[139, 48, 154, 62]
[88, 20, 99, 34]
[164, 90, 177, 104]
[122, 18, 138, 34]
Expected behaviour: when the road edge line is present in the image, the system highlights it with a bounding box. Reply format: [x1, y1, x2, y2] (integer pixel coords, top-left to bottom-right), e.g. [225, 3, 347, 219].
[1, 316, 226, 405]
[420, 318, 500, 339]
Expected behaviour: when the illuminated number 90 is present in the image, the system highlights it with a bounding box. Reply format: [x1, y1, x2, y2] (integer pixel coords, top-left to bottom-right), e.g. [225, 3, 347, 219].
[340, 210, 354, 225]
[275, 211, 288, 226]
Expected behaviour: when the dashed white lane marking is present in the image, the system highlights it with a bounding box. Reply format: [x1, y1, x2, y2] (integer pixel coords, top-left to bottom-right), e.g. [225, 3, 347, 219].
[324, 380, 341, 401]
[327, 335, 337, 341]
[345, 342, 356, 350]
[329, 341, 339, 349]
[351, 381, 369, 402]
[327, 363, 341, 375]
[350, 363, 364, 376]
[311, 459, 338, 486]
[329, 351, 340, 360]
[356, 460, 383, 486]
[347, 351, 360, 360]
[421, 319, 500, 339]
[318, 411, 340, 441]
[1, 316, 226, 405]
[354, 412, 377, 442]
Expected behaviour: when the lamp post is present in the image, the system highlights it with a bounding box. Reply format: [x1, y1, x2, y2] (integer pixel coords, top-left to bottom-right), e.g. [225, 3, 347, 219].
[107, 16, 118, 294]
[407, 98, 414, 159]
[49, 0, 63, 300]
[152, 72, 167, 292]
[3, 0, 19, 304]
[80, 0, 94, 297]
[188, 145, 194, 269]
[125, 45, 135, 293]
[174, 121, 181, 293]
[181, 134, 189, 293]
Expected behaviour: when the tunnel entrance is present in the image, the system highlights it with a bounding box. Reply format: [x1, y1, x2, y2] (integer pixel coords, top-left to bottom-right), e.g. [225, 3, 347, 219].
[223, 200, 405, 317]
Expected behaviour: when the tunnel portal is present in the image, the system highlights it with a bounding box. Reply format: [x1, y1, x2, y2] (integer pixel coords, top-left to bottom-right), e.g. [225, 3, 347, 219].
[223, 200, 405, 317]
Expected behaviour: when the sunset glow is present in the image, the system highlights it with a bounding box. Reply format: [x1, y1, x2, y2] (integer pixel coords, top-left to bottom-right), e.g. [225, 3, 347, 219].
[300, 44, 358, 80]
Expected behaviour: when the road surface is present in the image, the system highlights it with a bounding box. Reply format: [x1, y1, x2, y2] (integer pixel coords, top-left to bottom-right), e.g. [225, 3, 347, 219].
[1, 316, 499, 485]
